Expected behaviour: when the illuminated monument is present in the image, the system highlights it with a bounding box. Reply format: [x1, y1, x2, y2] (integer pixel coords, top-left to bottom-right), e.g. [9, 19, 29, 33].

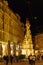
[22, 19, 34, 58]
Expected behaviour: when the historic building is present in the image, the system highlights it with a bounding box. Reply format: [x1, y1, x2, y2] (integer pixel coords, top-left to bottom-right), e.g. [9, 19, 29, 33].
[34, 34, 43, 56]
[0, 0, 24, 57]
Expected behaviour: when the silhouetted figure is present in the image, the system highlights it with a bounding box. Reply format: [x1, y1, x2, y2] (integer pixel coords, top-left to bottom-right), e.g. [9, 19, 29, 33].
[28, 54, 33, 65]
[10, 55, 13, 65]
[3, 55, 9, 65]
[32, 55, 36, 65]
[41, 55, 43, 60]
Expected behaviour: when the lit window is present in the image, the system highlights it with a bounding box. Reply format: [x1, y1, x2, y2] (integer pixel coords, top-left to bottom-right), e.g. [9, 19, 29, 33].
[2, 44, 6, 56]
[21, 49, 26, 55]
[16, 51, 19, 56]
[11, 50, 13, 56]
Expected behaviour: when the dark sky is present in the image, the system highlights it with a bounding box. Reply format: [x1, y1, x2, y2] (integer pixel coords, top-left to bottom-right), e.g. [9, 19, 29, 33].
[7, 0, 30, 23]
[7, 0, 43, 36]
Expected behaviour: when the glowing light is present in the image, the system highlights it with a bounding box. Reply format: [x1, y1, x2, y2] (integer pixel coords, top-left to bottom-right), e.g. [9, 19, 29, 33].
[2, 44, 6, 56]
[11, 50, 13, 56]
[10, 43, 14, 55]
[35, 50, 38, 54]
[16, 45, 19, 50]
[21, 49, 26, 55]
[16, 51, 19, 56]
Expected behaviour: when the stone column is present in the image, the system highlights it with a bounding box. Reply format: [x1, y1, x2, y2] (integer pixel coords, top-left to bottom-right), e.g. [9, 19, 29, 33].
[13, 43, 16, 61]
[8, 41, 11, 56]
[13, 43, 16, 55]
[0, 43, 2, 57]
[17, 41, 22, 55]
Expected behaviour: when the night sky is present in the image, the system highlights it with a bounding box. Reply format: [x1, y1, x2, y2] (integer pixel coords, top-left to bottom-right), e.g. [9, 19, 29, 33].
[7, 0, 43, 36]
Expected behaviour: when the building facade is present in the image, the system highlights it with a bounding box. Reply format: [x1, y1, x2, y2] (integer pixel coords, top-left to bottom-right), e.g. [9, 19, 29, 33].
[31, 33, 43, 57]
[34, 33, 43, 56]
[0, 0, 24, 57]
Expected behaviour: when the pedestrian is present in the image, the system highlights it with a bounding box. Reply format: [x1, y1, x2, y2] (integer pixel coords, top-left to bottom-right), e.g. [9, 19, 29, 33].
[32, 55, 36, 65]
[3, 55, 9, 65]
[10, 55, 13, 65]
[5, 56, 9, 65]
[28, 54, 33, 65]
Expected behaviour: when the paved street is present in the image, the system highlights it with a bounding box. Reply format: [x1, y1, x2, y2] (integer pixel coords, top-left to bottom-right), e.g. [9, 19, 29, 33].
[0, 60, 43, 65]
